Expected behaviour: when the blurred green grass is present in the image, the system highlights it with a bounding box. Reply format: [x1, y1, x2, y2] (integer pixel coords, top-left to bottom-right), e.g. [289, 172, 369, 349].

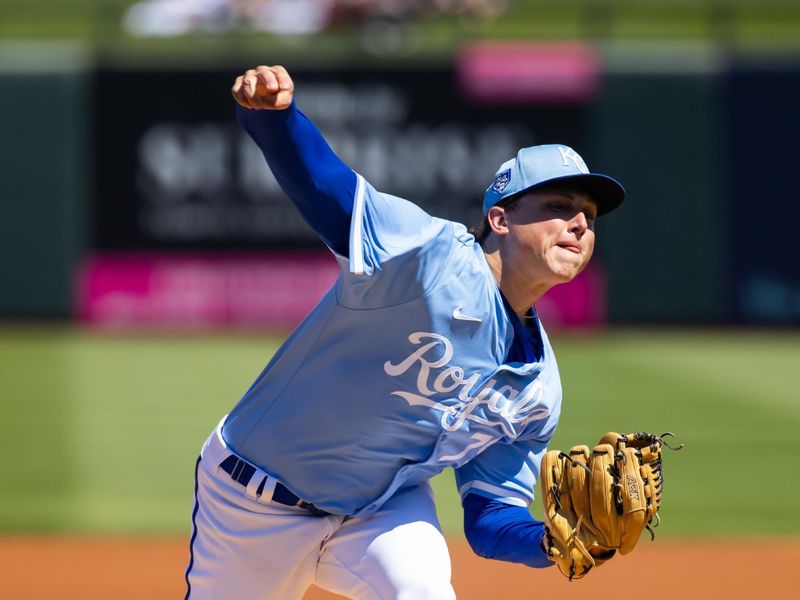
[0, 326, 798, 538]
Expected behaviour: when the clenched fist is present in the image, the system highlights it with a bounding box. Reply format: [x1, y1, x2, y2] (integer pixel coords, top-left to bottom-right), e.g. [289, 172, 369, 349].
[231, 65, 294, 111]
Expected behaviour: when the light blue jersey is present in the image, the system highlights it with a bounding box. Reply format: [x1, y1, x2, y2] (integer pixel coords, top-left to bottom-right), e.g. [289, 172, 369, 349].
[222, 175, 562, 518]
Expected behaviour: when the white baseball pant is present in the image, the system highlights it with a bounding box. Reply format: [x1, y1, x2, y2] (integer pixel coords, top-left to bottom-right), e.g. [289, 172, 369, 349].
[185, 422, 456, 599]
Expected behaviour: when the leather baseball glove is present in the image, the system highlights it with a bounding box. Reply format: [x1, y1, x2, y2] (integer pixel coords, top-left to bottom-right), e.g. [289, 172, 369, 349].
[539, 431, 683, 580]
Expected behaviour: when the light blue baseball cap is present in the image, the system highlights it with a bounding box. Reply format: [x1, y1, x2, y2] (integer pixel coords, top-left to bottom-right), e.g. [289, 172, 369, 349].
[482, 144, 625, 215]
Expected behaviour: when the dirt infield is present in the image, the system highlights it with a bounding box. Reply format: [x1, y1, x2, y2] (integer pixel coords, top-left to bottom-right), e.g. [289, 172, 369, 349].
[1, 535, 796, 598]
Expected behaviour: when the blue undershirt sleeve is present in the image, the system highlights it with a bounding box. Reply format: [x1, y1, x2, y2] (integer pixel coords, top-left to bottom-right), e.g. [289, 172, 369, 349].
[236, 101, 356, 256]
[462, 493, 552, 569]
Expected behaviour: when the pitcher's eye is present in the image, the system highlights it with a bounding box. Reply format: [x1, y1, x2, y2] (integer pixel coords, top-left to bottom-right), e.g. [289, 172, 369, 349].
[547, 201, 571, 213]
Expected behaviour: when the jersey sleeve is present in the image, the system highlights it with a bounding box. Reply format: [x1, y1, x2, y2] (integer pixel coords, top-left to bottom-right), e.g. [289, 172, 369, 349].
[454, 438, 549, 507]
[334, 177, 457, 308]
[237, 101, 455, 307]
[236, 102, 356, 255]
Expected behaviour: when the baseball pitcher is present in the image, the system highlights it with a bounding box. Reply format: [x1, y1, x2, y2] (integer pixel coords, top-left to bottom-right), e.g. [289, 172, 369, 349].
[184, 65, 673, 599]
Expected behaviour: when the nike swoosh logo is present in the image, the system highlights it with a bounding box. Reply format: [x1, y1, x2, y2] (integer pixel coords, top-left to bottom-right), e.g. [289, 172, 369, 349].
[452, 307, 482, 323]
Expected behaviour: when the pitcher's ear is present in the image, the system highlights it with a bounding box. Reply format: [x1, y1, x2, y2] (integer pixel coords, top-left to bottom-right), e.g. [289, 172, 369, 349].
[487, 205, 509, 236]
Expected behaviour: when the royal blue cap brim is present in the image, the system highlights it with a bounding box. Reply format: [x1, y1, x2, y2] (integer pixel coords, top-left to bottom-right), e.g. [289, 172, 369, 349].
[508, 172, 625, 216]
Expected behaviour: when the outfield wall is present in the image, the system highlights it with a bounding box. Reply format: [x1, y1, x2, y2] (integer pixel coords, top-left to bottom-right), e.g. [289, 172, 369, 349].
[0, 43, 90, 317]
[1, 44, 798, 325]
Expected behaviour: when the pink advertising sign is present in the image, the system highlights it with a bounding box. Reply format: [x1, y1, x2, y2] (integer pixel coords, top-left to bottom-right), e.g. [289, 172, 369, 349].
[77, 252, 340, 329]
[77, 252, 606, 329]
[457, 41, 601, 104]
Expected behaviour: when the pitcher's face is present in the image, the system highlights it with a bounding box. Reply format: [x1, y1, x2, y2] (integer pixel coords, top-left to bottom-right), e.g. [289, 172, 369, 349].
[498, 189, 598, 286]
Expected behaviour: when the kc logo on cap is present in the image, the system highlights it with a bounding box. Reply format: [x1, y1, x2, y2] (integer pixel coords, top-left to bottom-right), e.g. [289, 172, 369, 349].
[557, 146, 589, 173]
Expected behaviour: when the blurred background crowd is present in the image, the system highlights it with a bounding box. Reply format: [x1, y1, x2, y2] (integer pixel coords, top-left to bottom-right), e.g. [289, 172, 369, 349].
[123, 0, 510, 37]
